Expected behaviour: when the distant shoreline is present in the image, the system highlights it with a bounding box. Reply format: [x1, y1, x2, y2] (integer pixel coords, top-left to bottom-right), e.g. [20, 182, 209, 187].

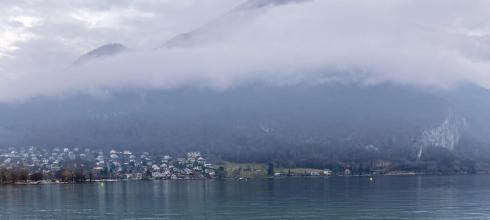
[3, 172, 489, 186]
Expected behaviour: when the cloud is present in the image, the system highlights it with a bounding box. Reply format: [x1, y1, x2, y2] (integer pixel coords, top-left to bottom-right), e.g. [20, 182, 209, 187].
[1, 0, 490, 102]
[0, 0, 242, 69]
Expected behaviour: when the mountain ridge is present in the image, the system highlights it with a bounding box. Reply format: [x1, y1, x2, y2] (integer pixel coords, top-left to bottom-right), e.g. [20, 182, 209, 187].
[73, 43, 128, 65]
[19, 0, 490, 171]
[0, 83, 489, 167]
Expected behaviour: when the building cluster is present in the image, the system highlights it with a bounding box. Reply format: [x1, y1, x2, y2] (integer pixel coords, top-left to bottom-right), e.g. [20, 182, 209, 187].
[0, 147, 216, 181]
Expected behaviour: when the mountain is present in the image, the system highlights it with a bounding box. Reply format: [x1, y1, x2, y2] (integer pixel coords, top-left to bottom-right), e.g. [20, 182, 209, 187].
[236, 0, 309, 10]
[2, 0, 490, 172]
[162, 0, 307, 48]
[73, 43, 128, 65]
[0, 83, 490, 170]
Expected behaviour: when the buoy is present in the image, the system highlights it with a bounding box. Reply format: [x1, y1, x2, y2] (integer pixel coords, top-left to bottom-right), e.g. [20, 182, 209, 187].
[369, 177, 373, 181]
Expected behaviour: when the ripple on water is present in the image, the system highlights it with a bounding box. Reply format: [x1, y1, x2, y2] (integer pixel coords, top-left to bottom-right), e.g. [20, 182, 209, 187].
[0, 176, 489, 219]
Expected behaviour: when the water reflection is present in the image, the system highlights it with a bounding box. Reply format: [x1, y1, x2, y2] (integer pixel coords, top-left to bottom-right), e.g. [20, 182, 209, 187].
[0, 175, 489, 219]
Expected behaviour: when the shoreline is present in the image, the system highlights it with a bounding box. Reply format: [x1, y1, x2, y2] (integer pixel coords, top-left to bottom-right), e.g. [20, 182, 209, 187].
[2, 172, 489, 185]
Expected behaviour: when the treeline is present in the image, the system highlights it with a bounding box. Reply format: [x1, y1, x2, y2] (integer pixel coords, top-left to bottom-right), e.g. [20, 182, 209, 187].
[211, 143, 482, 175]
[0, 167, 90, 184]
[0, 168, 30, 184]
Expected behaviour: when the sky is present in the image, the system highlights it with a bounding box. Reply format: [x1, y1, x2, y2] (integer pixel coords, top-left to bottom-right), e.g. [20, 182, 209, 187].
[2, 0, 490, 102]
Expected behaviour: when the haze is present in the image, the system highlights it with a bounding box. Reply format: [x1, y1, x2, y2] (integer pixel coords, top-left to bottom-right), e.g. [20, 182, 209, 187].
[2, 0, 490, 102]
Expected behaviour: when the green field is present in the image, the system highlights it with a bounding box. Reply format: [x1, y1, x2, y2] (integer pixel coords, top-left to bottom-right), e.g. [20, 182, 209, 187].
[222, 162, 267, 178]
[220, 162, 327, 178]
[274, 168, 325, 176]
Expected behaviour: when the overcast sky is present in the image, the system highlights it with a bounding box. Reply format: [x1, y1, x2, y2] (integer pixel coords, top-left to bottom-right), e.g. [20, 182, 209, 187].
[2, 0, 490, 102]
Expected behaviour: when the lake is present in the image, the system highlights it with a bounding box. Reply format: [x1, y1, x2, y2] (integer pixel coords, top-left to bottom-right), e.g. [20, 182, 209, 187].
[0, 175, 489, 219]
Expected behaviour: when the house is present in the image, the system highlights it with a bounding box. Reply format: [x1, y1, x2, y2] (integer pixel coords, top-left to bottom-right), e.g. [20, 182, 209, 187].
[323, 169, 332, 176]
[310, 171, 320, 176]
[344, 169, 352, 176]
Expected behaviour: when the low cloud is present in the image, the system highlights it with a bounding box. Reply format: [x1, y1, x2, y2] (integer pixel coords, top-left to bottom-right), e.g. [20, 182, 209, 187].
[2, 0, 490, 102]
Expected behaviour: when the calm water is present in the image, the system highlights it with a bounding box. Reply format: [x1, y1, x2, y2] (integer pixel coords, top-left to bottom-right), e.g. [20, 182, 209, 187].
[0, 175, 490, 219]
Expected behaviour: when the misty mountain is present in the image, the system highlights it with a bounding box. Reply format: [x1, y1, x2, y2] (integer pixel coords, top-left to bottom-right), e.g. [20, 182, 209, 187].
[2, 0, 490, 171]
[0, 83, 490, 167]
[73, 43, 128, 65]
[162, 0, 307, 48]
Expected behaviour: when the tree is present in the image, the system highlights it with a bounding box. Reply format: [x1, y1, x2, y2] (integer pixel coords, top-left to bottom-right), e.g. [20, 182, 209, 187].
[267, 163, 274, 176]
[7, 169, 17, 183]
[88, 170, 95, 181]
[29, 172, 44, 182]
[17, 168, 29, 183]
[74, 169, 86, 183]
[0, 168, 7, 184]
[216, 166, 226, 180]
[62, 169, 74, 182]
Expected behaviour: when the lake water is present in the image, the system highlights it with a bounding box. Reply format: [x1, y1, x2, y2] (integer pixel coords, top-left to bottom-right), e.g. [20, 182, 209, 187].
[0, 175, 489, 219]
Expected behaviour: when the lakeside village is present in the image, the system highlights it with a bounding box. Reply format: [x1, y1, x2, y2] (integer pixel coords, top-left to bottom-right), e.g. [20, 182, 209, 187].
[0, 146, 340, 184]
[0, 146, 401, 184]
[0, 147, 220, 184]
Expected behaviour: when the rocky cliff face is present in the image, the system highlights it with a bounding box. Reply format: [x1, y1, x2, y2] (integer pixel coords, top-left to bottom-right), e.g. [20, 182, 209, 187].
[417, 115, 469, 159]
